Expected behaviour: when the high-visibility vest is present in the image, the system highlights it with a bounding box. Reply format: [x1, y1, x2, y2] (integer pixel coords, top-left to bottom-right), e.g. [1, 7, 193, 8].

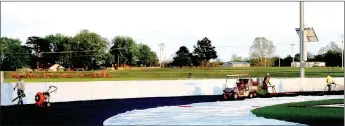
[327, 75, 333, 84]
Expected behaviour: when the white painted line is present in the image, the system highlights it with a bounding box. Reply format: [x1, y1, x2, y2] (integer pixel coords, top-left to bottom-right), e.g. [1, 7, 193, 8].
[314, 104, 344, 108]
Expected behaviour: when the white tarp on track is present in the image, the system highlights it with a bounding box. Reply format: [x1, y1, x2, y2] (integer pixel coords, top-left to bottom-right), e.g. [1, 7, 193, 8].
[103, 95, 344, 125]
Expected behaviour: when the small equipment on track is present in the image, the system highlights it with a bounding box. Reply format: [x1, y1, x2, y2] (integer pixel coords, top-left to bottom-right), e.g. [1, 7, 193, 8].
[35, 85, 57, 108]
[222, 74, 259, 100]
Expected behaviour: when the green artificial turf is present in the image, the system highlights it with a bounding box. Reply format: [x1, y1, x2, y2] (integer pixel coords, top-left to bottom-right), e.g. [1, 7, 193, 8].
[2, 67, 344, 82]
[251, 99, 344, 125]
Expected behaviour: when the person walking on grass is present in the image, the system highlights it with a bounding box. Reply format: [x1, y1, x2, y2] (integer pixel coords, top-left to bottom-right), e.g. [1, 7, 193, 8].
[326, 72, 334, 92]
[13, 76, 25, 105]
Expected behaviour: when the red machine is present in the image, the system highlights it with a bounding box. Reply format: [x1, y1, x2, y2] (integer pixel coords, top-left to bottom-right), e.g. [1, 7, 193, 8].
[35, 85, 57, 108]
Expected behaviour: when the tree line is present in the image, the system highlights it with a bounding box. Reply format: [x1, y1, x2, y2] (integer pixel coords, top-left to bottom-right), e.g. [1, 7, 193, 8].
[0, 29, 159, 71]
[170, 37, 343, 67]
[170, 37, 218, 67]
[1, 31, 342, 71]
[271, 41, 343, 67]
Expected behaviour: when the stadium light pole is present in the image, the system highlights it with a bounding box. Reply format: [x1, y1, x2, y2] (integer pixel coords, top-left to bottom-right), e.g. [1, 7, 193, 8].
[296, 2, 318, 92]
[299, 1, 305, 79]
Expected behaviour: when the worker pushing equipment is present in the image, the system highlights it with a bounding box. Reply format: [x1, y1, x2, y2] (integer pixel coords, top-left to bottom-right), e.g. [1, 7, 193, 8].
[262, 73, 276, 95]
[326, 72, 335, 92]
[12, 76, 25, 105]
[262, 73, 271, 93]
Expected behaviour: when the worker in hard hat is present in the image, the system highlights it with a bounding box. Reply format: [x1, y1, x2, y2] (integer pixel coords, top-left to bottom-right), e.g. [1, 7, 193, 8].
[262, 73, 271, 93]
[326, 73, 334, 92]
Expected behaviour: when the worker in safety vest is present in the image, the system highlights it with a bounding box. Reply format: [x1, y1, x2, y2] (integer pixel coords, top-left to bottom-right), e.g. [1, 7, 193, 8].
[326, 72, 334, 92]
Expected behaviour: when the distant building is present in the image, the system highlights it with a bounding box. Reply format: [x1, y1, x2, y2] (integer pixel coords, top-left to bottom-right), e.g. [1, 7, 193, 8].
[222, 61, 251, 67]
[291, 62, 326, 67]
[41, 63, 65, 71]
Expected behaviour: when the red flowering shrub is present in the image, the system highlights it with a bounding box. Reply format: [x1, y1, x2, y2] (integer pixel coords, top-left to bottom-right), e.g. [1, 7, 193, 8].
[8, 71, 111, 79]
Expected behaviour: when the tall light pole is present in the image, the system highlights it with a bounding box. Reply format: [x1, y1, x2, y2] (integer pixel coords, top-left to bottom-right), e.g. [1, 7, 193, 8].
[159, 43, 165, 68]
[299, 1, 305, 78]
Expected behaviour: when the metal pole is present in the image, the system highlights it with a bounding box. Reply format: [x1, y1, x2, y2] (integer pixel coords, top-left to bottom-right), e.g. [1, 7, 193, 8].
[162, 44, 164, 68]
[279, 57, 280, 67]
[158, 43, 165, 68]
[37, 45, 40, 71]
[300, 1, 305, 78]
[291, 44, 295, 63]
[341, 34, 344, 71]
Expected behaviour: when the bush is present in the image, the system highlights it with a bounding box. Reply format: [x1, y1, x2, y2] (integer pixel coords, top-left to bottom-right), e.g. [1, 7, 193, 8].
[7, 71, 111, 79]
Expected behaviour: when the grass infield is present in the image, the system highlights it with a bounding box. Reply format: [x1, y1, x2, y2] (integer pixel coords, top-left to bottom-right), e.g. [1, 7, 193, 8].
[2, 67, 344, 82]
[251, 99, 344, 125]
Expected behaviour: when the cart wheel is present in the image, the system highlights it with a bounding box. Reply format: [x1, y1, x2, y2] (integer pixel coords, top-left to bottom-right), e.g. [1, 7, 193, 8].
[253, 92, 257, 98]
[233, 93, 239, 100]
[223, 93, 229, 100]
[248, 93, 253, 98]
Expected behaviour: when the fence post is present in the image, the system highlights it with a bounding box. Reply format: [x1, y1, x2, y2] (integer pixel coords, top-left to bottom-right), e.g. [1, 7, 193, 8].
[0, 71, 3, 83]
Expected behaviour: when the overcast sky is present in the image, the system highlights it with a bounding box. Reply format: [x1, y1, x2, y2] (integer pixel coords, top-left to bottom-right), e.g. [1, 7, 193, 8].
[1, 2, 344, 62]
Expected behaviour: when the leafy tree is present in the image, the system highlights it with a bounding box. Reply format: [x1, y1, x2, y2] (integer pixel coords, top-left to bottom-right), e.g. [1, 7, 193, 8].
[25, 36, 53, 68]
[44, 34, 73, 68]
[323, 50, 341, 67]
[294, 52, 314, 62]
[272, 56, 281, 67]
[282, 55, 293, 66]
[137, 43, 159, 67]
[318, 41, 342, 54]
[192, 37, 218, 65]
[1, 37, 31, 70]
[103, 53, 115, 67]
[190, 53, 202, 67]
[71, 29, 109, 69]
[148, 51, 159, 67]
[172, 46, 192, 67]
[110, 36, 138, 66]
[249, 37, 276, 67]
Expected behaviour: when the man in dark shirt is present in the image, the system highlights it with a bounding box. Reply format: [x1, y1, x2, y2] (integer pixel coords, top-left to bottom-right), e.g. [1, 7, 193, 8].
[262, 73, 271, 93]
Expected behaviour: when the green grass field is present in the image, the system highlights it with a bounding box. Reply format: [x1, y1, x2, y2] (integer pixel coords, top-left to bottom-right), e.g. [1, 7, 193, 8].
[3, 67, 344, 82]
[251, 99, 344, 125]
